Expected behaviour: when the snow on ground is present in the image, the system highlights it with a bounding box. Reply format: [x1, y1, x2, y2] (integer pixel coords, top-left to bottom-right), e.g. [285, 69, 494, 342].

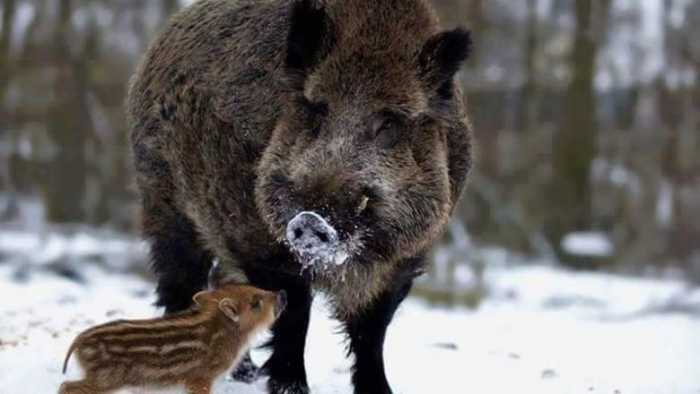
[1, 235, 699, 393]
[561, 232, 615, 258]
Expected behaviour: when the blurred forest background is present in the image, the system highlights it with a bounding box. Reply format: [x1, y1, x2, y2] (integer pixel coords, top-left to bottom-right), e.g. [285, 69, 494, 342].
[1, 0, 699, 290]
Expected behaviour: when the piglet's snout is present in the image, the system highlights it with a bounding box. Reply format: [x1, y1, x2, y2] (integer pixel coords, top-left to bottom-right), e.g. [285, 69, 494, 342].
[286, 212, 339, 260]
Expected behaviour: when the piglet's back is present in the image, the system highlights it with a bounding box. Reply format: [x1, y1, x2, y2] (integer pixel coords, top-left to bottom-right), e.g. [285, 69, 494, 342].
[66, 307, 229, 383]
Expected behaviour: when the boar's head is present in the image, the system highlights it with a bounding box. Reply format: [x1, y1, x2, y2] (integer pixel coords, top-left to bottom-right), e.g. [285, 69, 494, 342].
[256, 0, 472, 273]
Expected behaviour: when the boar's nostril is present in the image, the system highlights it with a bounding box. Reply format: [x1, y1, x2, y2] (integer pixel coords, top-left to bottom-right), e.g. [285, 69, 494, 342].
[315, 231, 329, 243]
[294, 228, 303, 239]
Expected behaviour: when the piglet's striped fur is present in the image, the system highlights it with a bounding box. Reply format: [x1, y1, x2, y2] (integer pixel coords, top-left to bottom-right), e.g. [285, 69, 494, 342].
[59, 285, 285, 394]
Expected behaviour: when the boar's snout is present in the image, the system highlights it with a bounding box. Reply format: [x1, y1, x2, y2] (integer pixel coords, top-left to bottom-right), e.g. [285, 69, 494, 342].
[286, 211, 345, 266]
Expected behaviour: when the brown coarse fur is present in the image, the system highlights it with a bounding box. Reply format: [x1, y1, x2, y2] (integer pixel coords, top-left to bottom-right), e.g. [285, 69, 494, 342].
[128, 1, 472, 392]
[127, 0, 472, 318]
[59, 285, 283, 394]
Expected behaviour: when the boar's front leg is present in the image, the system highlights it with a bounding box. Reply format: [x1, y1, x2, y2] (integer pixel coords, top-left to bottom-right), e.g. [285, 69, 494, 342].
[343, 261, 420, 394]
[247, 269, 313, 394]
[265, 283, 313, 394]
[230, 352, 260, 383]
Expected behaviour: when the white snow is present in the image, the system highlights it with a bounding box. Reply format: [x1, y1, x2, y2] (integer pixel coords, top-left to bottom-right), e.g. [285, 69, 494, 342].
[1, 239, 699, 393]
[562, 232, 615, 258]
[0, 228, 147, 270]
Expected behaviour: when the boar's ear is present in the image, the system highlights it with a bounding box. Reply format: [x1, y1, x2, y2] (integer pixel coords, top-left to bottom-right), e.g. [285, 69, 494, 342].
[285, 0, 333, 85]
[219, 298, 240, 323]
[418, 28, 472, 100]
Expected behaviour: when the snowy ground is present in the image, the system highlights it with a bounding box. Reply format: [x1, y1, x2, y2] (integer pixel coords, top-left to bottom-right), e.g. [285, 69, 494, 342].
[1, 229, 699, 394]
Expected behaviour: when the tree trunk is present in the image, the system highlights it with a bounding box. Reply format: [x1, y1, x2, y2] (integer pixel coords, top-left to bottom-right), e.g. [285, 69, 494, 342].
[519, 0, 539, 132]
[546, 0, 611, 267]
[0, 0, 16, 104]
[42, 0, 91, 223]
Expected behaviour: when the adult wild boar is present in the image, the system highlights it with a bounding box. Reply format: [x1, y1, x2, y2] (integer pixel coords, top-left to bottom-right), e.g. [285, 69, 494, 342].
[127, 0, 472, 393]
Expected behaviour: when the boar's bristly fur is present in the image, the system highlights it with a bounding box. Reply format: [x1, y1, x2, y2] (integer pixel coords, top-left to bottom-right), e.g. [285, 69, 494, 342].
[127, 1, 472, 393]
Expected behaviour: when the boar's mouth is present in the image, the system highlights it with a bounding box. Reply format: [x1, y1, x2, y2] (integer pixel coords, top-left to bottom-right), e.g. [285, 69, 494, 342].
[285, 211, 349, 268]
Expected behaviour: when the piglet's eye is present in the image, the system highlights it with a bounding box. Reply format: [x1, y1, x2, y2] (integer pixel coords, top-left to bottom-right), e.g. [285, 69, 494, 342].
[251, 298, 263, 311]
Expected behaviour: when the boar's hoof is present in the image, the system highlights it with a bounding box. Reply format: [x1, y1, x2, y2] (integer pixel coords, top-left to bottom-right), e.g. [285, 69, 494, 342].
[231, 353, 260, 383]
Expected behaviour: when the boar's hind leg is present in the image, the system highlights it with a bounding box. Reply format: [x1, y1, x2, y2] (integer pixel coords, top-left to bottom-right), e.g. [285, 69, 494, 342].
[135, 145, 213, 313]
[145, 193, 213, 313]
[248, 270, 312, 394]
[343, 259, 422, 394]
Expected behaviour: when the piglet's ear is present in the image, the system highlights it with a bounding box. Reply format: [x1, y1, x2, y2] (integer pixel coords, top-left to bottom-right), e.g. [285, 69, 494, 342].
[219, 298, 240, 323]
[285, 0, 333, 85]
[192, 291, 209, 306]
[418, 28, 472, 99]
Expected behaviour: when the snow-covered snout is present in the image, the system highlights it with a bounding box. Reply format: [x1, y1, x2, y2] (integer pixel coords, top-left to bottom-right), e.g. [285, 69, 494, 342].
[286, 211, 347, 267]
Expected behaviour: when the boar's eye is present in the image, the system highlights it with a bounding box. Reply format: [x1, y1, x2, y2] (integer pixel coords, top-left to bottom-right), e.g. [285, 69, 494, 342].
[299, 97, 328, 138]
[309, 124, 321, 138]
[372, 112, 404, 149]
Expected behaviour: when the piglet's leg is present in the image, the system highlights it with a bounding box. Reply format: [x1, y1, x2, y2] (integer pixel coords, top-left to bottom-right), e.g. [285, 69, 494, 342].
[185, 379, 212, 394]
[58, 380, 107, 394]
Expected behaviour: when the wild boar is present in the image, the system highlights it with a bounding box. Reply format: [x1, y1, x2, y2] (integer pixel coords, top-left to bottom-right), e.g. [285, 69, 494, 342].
[127, 0, 472, 393]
